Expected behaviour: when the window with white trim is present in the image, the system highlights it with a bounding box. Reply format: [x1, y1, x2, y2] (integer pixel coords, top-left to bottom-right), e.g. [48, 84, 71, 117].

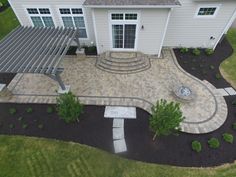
[26, 8, 55, 27]
[59, 8, 87, 38]
[111, 13, 138, 21]
[196, 7, 218, 17]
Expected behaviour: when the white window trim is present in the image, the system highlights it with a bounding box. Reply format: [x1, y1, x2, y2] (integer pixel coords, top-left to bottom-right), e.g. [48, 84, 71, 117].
[108, 10, 140, 51]
[56, 6, 89, 40]
[23, 5, 56, 27]
[194, 4, 221, 19]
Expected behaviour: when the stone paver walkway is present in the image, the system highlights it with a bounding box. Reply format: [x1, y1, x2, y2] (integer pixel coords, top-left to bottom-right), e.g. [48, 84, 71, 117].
[0, 49, 228, 134]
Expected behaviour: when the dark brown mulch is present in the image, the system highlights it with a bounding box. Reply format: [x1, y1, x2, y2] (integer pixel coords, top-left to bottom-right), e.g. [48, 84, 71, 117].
[0, 73, 16, 86]
[174, 38, 233, 88]
[0, 100, 236, 167]
[0, 104, 113, 152]
[66, 46, 77, 55]
[84, 46, 97, 56]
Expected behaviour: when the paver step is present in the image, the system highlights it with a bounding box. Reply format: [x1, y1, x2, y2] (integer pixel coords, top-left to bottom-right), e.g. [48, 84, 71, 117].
[98, 59, 147, 68]
[101, 57, 144, 64]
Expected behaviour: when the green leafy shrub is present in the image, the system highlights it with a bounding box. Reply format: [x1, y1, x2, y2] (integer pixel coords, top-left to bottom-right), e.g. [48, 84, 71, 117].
[208, 138, 220, 149]
[191, 140, 202, 153]
[232, 123, 236, 130]
[56, 92, 83, 123]
[18, 117, 23, 121]
[149, 99, 184, 141]
[9, 108, 16, 115]
[26, 107, 33, 113]
[180, 48, 189, 54]
[22, 124, 28, 129]
[209, 65, 215, 70]
[205, 48, 214, 56]
[222, 133, 234, 144]
[47, 106, 53, 114]
[38, 124, 44, 129]
[215, 73, 222, 80]
[0, 0, 8, 6]
[232, 100, 236, 107]
[9, 124, 14, 129]
[192, 48, 201, 56]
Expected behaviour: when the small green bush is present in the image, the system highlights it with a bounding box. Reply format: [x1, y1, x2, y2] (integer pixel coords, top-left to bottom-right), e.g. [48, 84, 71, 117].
[22, 124, 28, 129]
[232, 123, 236, 130]
[9, 108, 16, 115]
[192, 48, 201, 56]
[232, 100, 236, 107]
[180, 48, 189, 54]
[47, 106, 53, 114]
[205, 48, 214, 56]
[191, 140, 202, 153]
[208, 138, 220, 149]
[26, 107, 33, 113]
[18, 117, 23, 121]
[56, 92, 83, 123]
[38, 124, 44, 129]
[215, 73, 222, 80]
[9, 124, 14, 129]
[223, 133, 234, 144]
[209, 65, 215, 70]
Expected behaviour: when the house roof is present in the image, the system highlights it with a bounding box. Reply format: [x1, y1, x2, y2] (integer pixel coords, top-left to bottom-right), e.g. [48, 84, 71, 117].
[83, 0, 181, 7]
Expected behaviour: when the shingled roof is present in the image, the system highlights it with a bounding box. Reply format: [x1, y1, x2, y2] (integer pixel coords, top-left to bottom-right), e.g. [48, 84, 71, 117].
[84, 0, 181, 6]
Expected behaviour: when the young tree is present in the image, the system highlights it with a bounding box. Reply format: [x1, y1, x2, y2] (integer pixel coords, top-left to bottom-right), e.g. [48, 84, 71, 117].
[149, 99, 184, 141]
[56, 92, 83, 123]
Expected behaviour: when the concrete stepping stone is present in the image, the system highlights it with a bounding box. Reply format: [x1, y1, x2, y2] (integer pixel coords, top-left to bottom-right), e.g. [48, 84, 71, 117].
[114, 139, 127, 153]
[224, 87, 236, 95]
[113, 127, 124, 140]
[113, 119, 124, 128]
[104, 106, 136, 119]
[215, 89, 229, 96]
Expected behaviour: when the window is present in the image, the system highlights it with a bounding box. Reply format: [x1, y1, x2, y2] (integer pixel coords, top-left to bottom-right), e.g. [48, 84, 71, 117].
[27, 8, 55, 27]
[59, 8, 87, 38]
[111, 13, 138, 21]
[196, 6, 220, 18]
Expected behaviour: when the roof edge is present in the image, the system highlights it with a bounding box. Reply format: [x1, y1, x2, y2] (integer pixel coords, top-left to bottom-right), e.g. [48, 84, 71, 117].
[83, 4, 181, 8]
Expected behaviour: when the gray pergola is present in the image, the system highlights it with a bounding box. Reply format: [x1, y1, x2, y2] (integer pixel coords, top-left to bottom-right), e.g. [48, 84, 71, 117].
[0, 26, 80, 91]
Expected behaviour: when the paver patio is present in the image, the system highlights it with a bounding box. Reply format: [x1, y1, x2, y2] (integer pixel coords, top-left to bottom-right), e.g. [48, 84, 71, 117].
[2, 49, 227, 134]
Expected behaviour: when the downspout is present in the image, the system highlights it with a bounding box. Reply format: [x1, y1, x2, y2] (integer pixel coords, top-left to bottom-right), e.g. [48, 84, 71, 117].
[213, 7, 236, 50]
[158, 8, 172, 58]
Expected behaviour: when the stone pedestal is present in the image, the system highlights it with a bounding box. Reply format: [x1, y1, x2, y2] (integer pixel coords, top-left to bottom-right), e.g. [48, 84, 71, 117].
[76, 48, 86, 60]
[57, 85, 70, 94]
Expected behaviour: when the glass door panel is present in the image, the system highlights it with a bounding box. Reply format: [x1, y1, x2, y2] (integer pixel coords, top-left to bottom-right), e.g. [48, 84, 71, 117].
[124, 24, 136, 49]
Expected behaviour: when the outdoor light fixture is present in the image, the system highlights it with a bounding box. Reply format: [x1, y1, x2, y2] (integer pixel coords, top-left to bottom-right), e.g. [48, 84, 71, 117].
[210, 36, 215, 40]
[141, 25, 144, 30]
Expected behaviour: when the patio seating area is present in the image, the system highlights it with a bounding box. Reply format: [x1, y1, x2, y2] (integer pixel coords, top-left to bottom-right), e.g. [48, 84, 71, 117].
[0, 49, 227, 134]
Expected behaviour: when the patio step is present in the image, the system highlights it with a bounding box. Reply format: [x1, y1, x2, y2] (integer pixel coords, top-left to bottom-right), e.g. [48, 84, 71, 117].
[96, 52, 151, 74]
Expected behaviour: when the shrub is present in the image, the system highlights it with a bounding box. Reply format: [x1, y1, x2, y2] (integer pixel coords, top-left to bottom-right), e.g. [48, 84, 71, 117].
[208, 138, 220, 149]
[209, 65, 215, 70]
[26, 107, 33, 113]
[205, 48, 214, 56]
[180, 48, 189, 54]
[232, 123, 236, 130]
[22, 124, 28, 129]
[215, 73, 222, 80]
[38, 124, 44, 129]
[9, 124, 14, 129]
[192, 140, 202, 153]
[18, 117, 23, 121]
[232, 100, 236, 107]
[47, 106, 53, 114]
[56, 92, 83, 123]
[0, 0, 8, 6]
[9, 108, 16, 115]
[149, 99, 184, 140]
[223, 133, 234, 144]
[192, 48, 201, 56]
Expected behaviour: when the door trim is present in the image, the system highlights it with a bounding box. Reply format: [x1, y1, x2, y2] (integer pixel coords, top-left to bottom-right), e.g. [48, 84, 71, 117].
[108, 11, 140, 51]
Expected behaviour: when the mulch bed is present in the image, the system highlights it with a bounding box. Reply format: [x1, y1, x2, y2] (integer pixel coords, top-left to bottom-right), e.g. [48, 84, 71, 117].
[66, 46, 77, 55]
[174, 38, 233, 88]
[0, 73, 16, 86]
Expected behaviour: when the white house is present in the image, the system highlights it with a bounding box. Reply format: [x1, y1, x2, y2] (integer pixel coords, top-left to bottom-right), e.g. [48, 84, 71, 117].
[8, 0, 236, 57]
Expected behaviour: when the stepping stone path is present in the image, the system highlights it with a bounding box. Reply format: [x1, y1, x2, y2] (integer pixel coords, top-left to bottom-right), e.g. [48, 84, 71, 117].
[216, 87, 236, 96]
[104, 106, 136, 153]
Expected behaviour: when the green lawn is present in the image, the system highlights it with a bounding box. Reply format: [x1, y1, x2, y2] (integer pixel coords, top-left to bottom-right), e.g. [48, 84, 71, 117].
[220, 29, 236, 88]
[0, 135, 236, 177]
[0, 7, 19, 40]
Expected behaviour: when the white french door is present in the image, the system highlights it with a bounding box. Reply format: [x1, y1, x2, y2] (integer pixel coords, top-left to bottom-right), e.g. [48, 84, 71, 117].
[112, 24, 137, 50]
